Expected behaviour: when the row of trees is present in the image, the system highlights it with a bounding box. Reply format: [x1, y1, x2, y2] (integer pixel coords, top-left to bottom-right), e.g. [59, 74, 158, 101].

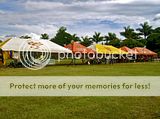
[22, 22, 160, 56]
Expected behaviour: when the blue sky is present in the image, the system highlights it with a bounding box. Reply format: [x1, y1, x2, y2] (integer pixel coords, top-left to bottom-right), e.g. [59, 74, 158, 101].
[0, 0, 160, 38]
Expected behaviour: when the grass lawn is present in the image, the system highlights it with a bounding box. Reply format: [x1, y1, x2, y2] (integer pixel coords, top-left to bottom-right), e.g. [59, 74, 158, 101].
[0, 62, 160, 119]
[0, 62, 160, 76]
[0, 97, 160, 119]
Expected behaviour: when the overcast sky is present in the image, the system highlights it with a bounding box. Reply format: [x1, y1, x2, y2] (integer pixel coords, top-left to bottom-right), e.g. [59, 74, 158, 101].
[0, 0, 160, 38]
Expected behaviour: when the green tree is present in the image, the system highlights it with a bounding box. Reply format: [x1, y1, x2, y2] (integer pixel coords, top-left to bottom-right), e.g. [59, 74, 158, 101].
[104, 32, 121, 47]
[104, 32, 119, 44]
[90, 32, 103, 43]
[51, 27, 76, 46]
[120, 26, 139, 39]
[80, 36, 92, 47]
[136, 22, 153, 40]
[70, 34, 80, 42]
[108, 39, 121, 48]
[153, 27, 160, 33]
[120, 39, 144, 48]
[106, 32, 117, 41]
[41, 33, 49, 39]
[146, 33, 160, 55]
[0, 40, 2, 43]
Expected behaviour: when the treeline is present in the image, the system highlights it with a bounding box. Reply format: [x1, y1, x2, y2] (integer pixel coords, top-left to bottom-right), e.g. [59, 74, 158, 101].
[24, 22, 160, 56]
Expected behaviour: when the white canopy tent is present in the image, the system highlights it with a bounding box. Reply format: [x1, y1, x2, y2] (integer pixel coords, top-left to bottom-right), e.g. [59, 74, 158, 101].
[1, 37, 72, 53]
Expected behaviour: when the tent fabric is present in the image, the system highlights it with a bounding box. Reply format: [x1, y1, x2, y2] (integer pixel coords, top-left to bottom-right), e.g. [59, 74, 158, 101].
[88, 44, 110, 54]
[88, 44, 128, 54]
[65, 42, 95, 53]
[1, 38, 72, 53]
[132, 47, 157, 56]
[0, 38, 11, 48]
[120, 46, 138, 54]
[103, 45, 128, 54]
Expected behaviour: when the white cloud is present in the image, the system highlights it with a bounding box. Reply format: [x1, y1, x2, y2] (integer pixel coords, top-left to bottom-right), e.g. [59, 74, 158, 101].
[25, 0, 160, 11]
[0, 0, 159, 37]
[13, 24, 58, 36]
[153, 13, 160, 21]
[25, 1, 64, 10]
[22, 0, 150, 25]
[111, 0, 160, 4]
[68, 23, 124, 38]
[109, 0, 135, 4]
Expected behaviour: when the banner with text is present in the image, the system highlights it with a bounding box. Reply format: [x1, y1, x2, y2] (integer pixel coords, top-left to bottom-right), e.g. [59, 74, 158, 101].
[0, 76, 160, 96]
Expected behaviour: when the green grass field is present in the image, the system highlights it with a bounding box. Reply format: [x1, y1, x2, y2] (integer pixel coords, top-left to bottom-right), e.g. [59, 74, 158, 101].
[0, 62, 160, 76]
[0, 97, 160, 119]
[0, 62, 160, 119]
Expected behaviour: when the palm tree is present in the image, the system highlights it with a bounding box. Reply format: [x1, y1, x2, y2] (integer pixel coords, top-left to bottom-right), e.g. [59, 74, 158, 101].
[90, 32, 103, 43]
[104, 32, 120, 47]
[136, 22, 153, 40]
[41, 33, 49, 40]
[70, 34, 80, 41]
[104, 32, 117, 44]
[80, 36, 92, 47]
[153, 27, 160, 33]
[120, 26, 139, 39]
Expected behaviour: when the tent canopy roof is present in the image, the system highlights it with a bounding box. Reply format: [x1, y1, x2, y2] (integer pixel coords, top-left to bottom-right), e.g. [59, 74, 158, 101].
[0, 38, 11, 48]
[120, 46, 138, 54]
[65, 42, 95, 53]
[88, 44, 108, 54]
[132, 47, 157, 56]
[104, 45, 128, 54]
[88, 44, 128, 54]
[1, 38, 72, 53]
